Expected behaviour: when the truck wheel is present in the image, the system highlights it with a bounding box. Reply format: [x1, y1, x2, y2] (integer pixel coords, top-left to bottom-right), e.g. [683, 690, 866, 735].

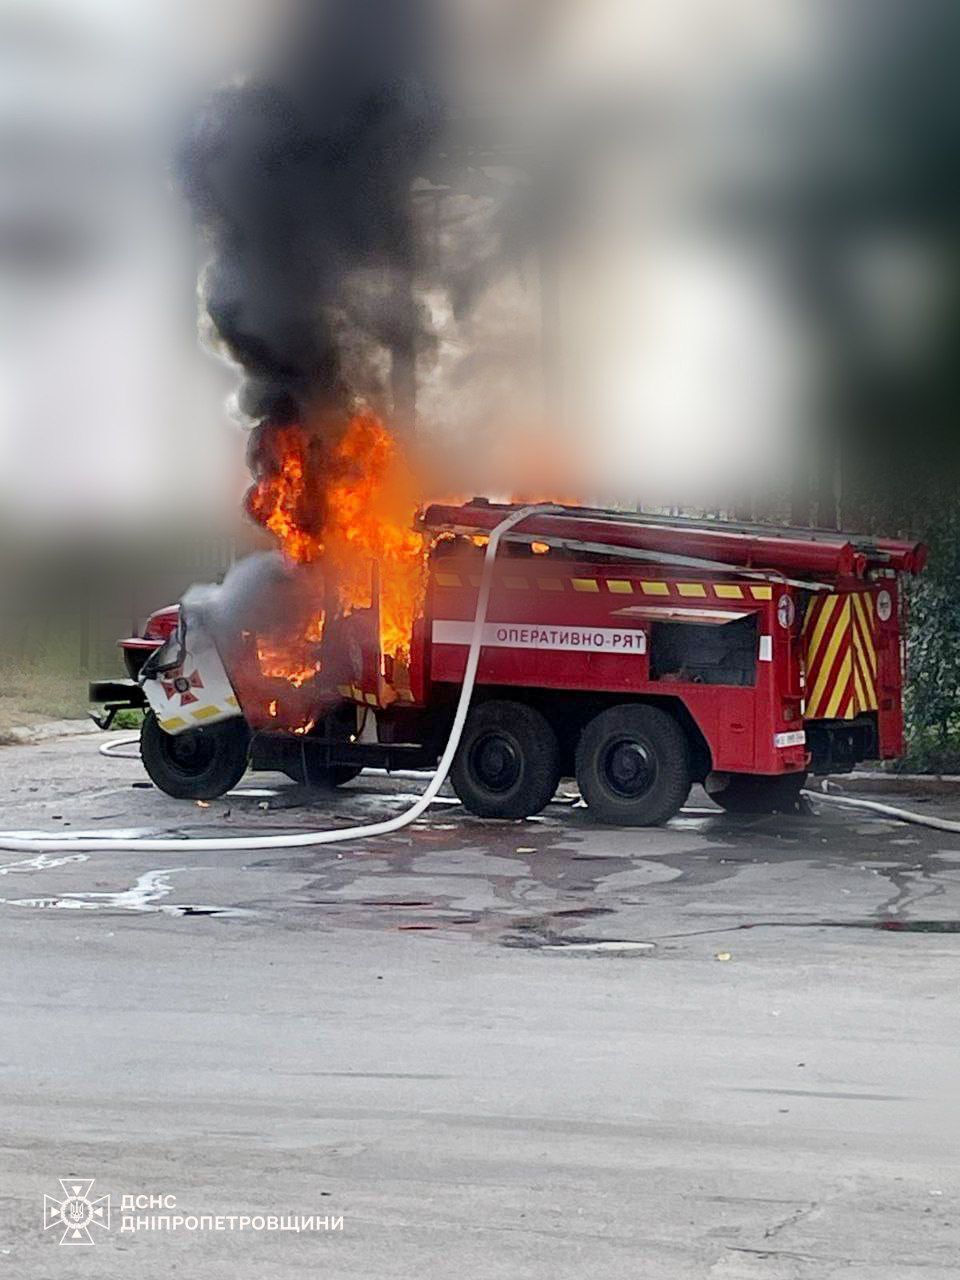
[140, 711, 250, 800]
[451, 700, 561, 819]
[706, 772, 807, 814]
[576, 704, 690, 826]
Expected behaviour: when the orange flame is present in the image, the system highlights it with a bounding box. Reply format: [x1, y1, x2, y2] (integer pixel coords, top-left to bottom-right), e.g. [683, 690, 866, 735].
[247, 410, 425, 688]
[256, 639, 322, 689]
[247, 426, 325, 564]
[325, 413, 425, 663]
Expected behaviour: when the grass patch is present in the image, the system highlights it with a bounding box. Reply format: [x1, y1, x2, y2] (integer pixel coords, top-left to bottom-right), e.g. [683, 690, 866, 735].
[0, 628, 123, 735]
[113, 708, 144, 730]
[0, 672, 89, 735]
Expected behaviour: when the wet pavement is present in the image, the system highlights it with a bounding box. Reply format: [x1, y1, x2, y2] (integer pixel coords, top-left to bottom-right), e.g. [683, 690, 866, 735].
[1, 733, 959, 1277]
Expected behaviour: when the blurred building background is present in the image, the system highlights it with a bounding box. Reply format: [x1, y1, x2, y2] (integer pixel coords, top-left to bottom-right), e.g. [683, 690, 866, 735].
[0, 0, 957, 761]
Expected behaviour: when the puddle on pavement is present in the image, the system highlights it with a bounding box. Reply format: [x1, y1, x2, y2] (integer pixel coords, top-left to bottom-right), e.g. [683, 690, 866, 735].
[502, 928, 656, 954]
[0, 867, 251, 919]
[496, 916, 960, 953]
[0, 852, 88, 874]
[500, 906, 655, 953]
[791, 916, 960, 934]
[547, 906, 616, 919]
[658, 917, 960, 940]
[872, 919, 960, 933]
[1, 828, 155, 841]
[541, 939, 655, 953]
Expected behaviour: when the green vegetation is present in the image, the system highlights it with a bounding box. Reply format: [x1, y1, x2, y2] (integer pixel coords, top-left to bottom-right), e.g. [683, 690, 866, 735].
[901, 507, 960, 773]
[0, 658, 90, 735]
[113, 708, 144, 730]
[0, 621, 121, 738]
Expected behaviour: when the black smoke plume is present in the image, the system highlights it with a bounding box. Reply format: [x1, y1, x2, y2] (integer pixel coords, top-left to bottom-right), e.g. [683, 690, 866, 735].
[179, 0, 442, 430]
[174, 0, 445, 722]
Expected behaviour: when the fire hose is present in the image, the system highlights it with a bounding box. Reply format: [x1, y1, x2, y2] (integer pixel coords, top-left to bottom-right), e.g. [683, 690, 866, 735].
[801, 788, 960, 834]
[0, 505, 558, 853]
[99, 737, 142, 759]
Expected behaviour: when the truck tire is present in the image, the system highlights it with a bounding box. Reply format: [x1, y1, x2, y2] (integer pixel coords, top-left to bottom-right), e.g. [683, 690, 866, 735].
[451, 700, 561, 819]
[140, 711, 250, 800]
[706, 771, 807, 814]
[576, 704, 690, 826]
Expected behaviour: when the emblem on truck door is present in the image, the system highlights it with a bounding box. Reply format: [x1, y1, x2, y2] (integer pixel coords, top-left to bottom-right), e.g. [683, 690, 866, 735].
[159, 666, 205, 707]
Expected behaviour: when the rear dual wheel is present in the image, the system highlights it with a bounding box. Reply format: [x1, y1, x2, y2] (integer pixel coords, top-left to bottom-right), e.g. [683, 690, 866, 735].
[575, 704, 691, 826]
[453, 700, 692, 826]
[451, 700, 561, 819]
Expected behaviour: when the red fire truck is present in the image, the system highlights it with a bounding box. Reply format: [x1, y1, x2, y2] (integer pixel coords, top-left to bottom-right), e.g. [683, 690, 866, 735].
[90, 501, 926, 824]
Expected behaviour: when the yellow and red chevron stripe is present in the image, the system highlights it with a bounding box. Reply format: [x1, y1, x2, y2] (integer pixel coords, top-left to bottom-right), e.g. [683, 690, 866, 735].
[850, 591, 879, 713]
[802, 592, 878, 721]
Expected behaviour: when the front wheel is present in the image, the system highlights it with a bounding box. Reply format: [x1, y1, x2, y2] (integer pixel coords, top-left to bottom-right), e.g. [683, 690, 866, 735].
[451, 700, 561, 819]
[140, 711, 250, 800]
[575, 704, 690, 826]
[706, 771, 807, 814]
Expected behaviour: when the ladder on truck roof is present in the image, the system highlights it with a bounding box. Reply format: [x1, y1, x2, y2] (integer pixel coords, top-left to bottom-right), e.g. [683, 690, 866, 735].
[420, 500, 926, 583]
[422, 502, 834, 590]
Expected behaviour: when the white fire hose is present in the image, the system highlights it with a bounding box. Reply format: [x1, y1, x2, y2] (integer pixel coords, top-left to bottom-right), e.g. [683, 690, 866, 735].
[0, 505, 557, 853]
[802, 787, 960, 834]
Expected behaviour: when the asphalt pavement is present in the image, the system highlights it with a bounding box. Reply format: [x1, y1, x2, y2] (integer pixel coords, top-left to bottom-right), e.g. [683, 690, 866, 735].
[1, 732, 959, 1278]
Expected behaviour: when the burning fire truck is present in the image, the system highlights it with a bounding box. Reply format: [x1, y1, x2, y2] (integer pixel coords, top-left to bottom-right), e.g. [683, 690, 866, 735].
[91, 500, 926, 825]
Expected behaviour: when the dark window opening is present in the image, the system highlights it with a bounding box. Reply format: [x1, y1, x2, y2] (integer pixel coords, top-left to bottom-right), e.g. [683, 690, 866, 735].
[650, 616, 757, 687]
